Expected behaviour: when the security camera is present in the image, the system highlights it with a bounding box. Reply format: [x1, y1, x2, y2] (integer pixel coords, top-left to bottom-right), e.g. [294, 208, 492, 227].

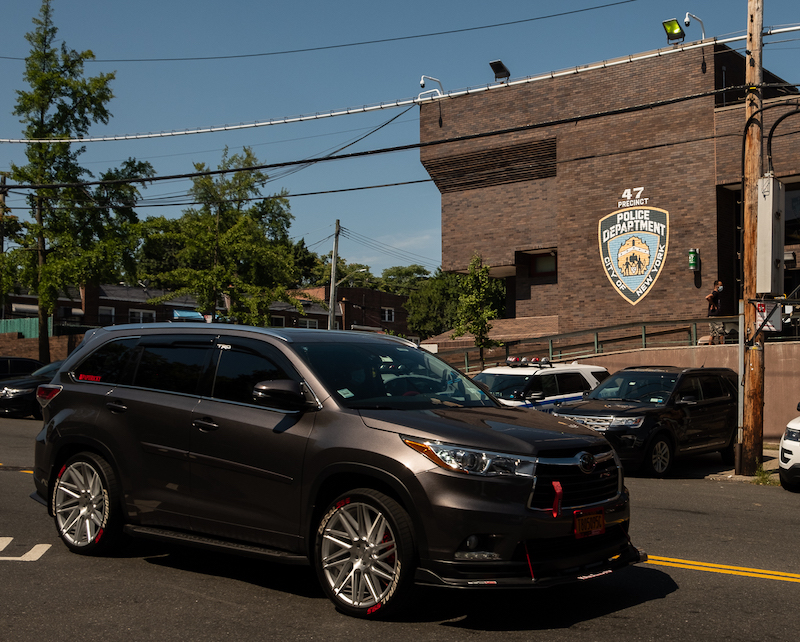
[684, 12, 691, 27]
[420, 77, 426, 88]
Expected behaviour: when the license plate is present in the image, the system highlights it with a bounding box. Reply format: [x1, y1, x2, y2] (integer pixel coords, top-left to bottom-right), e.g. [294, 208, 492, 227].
[574, 508, 605, 539]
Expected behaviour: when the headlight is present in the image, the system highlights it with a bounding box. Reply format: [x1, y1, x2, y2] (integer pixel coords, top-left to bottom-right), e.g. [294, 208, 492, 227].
[403, 437, 536, 477]
[0, 386, 35, 398]
[610, 416, 645, 429]
[785, 427, 800, 442]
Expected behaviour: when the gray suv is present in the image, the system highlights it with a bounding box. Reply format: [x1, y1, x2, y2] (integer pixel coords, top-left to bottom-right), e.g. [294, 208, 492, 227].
[32, 324, 645, 618]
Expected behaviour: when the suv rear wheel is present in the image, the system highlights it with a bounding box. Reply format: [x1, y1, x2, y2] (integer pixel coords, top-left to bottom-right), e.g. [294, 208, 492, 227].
[315, 489, 416, 618]
[52, 453, 122, 554]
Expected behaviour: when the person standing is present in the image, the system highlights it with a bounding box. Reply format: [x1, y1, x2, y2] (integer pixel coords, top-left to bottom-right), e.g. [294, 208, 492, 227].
[706, 280, 724, 344]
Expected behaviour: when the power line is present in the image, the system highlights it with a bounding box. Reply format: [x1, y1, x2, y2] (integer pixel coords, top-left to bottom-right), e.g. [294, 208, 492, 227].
[340, 226, 439, 269]
[0, 2, 640, 64]
[7, 83, 798, 192]
[9, 22, 793, 146]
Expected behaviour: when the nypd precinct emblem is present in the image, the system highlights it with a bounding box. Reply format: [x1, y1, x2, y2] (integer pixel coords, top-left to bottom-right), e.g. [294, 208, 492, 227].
[598, 207, 669, 305]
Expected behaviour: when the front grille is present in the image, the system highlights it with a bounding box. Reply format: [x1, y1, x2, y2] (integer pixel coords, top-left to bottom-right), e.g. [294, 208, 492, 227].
[529, 451, 620, 509]
[556, 414, 613, 431]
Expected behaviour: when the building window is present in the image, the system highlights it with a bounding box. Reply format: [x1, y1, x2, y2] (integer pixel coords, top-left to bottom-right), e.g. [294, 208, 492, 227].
[298, 318, 318, 329]
[98, 306, 115, 326]
[129, 309, 156, 324]
[381, 307, 395, 323]
[271, 316, 285, 327]
[531, 253, 557, 278]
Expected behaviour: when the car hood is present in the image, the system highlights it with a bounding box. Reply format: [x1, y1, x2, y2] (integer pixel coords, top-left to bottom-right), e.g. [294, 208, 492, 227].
[357, 405, 608, 456]
[555, 399, 665, 417]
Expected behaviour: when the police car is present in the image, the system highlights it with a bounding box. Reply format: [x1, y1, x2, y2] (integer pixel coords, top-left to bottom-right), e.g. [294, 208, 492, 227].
[780, 402, 800, 492]
[472, 357, 609, 412]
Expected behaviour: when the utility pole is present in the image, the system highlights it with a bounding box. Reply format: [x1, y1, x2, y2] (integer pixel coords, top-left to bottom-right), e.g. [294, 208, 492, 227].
[740, 0, 764, 475]
[327, 219, 340, 330]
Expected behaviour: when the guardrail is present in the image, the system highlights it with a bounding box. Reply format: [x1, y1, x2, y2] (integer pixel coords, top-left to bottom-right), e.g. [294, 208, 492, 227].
[432, 316, 744, 373]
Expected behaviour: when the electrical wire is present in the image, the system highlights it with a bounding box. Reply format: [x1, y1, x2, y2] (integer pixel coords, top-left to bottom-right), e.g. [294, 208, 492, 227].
[7, 83, 798, 191]
[0, 2, 640, 64]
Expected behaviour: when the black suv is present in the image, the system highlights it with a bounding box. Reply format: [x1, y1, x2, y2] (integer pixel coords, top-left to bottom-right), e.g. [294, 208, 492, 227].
[32, 324, 644, 618]
[553, 366, 738, 476]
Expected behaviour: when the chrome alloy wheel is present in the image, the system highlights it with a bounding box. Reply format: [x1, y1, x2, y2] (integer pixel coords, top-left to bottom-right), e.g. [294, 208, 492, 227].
[650, 439, 671, 475]
[54, 460, 109, 548]
[319, 501, 399, 609]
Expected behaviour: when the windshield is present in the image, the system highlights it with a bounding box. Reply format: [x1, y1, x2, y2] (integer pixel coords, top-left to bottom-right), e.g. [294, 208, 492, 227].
[587, 370, 678, 404]
[472, 372, 531, 401]
[292, 340, 496, 410]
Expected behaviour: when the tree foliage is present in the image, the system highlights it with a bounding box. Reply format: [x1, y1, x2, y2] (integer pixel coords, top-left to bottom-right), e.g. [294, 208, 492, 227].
[9, 0, 153, 361]
[378, 264, 430, 296]
[450, 254, 505, 367]
[138, 147, 301, 326]
[405, 269, 462, 339]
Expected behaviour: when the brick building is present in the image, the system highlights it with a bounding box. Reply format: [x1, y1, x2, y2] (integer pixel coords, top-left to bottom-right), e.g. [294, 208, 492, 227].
[419, 43, 800, 340]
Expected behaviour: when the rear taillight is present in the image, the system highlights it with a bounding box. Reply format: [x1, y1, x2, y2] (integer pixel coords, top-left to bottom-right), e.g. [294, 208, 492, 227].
[36, 384, 63, 408]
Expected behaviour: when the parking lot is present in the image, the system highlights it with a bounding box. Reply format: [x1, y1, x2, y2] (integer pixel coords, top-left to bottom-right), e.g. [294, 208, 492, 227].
[2, 417, 797, 641]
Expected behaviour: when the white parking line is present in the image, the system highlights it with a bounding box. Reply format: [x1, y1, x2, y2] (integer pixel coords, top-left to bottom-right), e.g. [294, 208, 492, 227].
[0, 537, 51, 561]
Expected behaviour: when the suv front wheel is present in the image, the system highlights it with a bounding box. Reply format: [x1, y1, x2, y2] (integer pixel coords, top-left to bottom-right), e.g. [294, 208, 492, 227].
[314, 489, 416, 618]
[645, 433, 674, 477]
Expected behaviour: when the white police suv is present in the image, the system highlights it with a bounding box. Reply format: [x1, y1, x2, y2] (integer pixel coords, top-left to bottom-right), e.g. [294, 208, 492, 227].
[780, 402, 800, 492]
[473, 358, 609, 412]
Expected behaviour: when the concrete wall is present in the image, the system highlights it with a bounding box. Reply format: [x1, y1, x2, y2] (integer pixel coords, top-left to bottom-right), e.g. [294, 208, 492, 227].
[575, 342, 798, 440]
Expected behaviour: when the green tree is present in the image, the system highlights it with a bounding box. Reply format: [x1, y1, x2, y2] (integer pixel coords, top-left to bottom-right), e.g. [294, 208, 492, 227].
[450, 254, 505, 368]
[378, 264, 430, 296]
[10, 1, 153, 362]
[139, 147, 298, 326]
[405, 269, 463, 339]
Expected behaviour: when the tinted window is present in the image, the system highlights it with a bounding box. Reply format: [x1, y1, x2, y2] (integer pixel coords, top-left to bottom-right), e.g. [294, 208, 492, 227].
[73, 338, 139, 384]
[699, 375, 728, 400]
[556, 372, 591, 394]
[10, 359, 40, 376]
[674, 376, 702, 401]
[472, 372, 530, 400]
[212, 342, 292, 404]
[529, 374, 558, 396]
[131, 340, 212, 394]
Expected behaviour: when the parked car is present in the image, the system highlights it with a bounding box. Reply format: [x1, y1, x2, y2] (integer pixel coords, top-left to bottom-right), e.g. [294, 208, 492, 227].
[0, 360, 63, 418]
[553, 366, 738, 477]
[0, 356, 44, 381]
[472, 358, 609, 412]
[32, 324, 645, 619]
[779, 404, 800, 492]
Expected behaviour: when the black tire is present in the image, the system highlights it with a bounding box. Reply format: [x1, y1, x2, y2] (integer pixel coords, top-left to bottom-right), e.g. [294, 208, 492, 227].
[52, 452, 122, 555]
[644, 434, 674, 477]
[314, 488, 416, 619]
[780, 473, 800, 493]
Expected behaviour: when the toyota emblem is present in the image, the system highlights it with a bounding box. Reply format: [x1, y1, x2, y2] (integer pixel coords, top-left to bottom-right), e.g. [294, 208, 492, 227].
[578, 452, 596, 474]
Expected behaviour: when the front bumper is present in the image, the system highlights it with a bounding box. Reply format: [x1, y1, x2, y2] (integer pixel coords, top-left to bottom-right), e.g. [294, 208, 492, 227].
[410, 461, 646, 588]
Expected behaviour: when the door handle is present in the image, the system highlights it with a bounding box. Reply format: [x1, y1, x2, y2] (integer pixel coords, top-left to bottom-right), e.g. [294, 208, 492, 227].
[106, 401, 128, 413]
[192, 418, 219, 432]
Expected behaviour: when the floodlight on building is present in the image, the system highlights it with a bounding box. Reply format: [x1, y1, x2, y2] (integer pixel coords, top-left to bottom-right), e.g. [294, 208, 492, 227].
[490, 60, 510, 83]
[662, 19, 686, 43]
[684, 12, 706, 40]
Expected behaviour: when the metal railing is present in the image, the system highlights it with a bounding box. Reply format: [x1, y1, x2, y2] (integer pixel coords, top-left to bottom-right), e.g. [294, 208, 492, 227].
[433, 316, 741, 373]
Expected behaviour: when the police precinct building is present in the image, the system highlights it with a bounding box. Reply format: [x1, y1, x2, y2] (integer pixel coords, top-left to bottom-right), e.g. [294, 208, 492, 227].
[418, 43, 800, 342]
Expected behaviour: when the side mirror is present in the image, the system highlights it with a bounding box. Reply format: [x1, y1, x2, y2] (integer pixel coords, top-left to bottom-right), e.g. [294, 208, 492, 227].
[525, 391, 545, 401]
[253, 379, 309, 410]
[677, 395, 698, 405]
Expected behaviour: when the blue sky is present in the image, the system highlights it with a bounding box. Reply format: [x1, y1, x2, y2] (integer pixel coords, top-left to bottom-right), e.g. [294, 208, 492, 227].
[1, 1, 798, 275]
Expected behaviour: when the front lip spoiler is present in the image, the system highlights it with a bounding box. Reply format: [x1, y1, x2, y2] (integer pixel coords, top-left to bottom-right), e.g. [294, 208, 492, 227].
[414, 543, 647, 588]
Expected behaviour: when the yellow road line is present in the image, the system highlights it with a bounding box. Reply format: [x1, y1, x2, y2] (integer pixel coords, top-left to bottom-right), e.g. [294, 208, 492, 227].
[646, 555, 800, 583]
